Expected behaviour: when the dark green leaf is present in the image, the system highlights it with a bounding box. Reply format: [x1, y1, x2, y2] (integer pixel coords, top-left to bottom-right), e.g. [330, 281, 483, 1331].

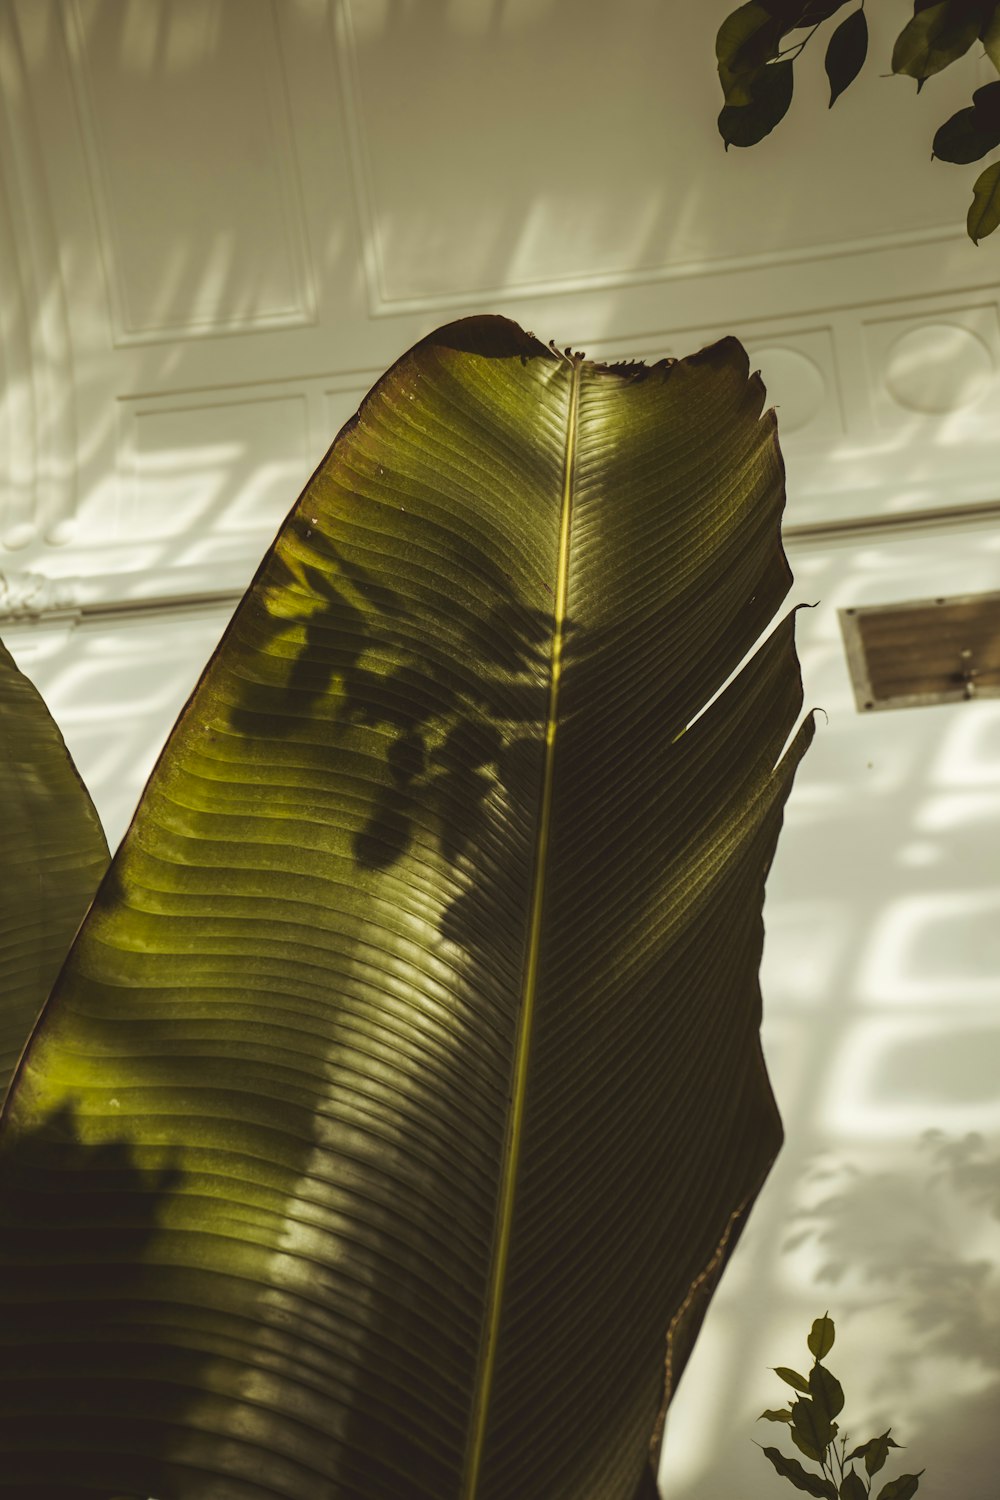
[717, 2, 783, 102]
[983, 5, 1000, 71]
[809, 1362, 845, 1423]
[968, 157, 1000, 241]
[892, 1, 982, 83]
[762, 1448, 838, 1498]
[792, 1396, 835, 1458]
[933, 103, 1000, 162]
[775, 1366, 813, 1393]
[0, 638, 109, 1098]
[0, 318, 811, 1496]
[935, 80, 1000, 160]
[846, 1432, 901, 1460]
[875, 1474, 924, 1500]
[841, 1472, 867, 1500]
[792, 1425, 825, 1463]
[864, 1431, 892, 1476]
[974, 78, 1000, 124]
[719, 59, 794, 146]
[825, 9, 868, 106]
[760, 1407, 795, 1422]
[807, 1313, 836, 1359]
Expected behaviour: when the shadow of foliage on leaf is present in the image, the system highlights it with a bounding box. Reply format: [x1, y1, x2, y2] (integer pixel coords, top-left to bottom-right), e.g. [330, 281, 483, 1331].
[0, 1100, 182, 1499]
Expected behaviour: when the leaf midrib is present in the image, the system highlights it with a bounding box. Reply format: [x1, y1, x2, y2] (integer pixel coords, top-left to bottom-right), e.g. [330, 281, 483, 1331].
[459, 356, 582, 1497]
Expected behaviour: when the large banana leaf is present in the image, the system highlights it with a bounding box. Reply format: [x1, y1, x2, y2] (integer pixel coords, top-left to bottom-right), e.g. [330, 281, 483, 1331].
[0, 638, 109, 1097]
[0, 316, 812, 1499]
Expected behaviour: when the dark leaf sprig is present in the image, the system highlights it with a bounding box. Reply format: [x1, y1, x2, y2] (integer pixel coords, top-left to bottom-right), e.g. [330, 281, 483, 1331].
[715, 0, 1000, 241]
[757, 1315, 925, 1500]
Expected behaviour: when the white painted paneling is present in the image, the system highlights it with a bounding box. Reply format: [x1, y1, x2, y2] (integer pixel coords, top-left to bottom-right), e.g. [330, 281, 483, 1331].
[118, 386, 313, 548]
[2, 0, 1000, 590]
[64, 0, 316, 342]
[340, 0, 979, 310]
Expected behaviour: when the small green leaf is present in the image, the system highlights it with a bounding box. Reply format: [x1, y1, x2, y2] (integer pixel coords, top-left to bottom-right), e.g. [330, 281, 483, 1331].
[825, 9, 868, 106]
[791, 1425, 825, 1463]
[892, 1, 981, 83]
[760, 1408, 795, 1423]
[840, 1472, 867, 1500]
[809, 1363, 845, 1423]
[933, 104, 1000, 163]
[934, 81, 1000, 162]
[864, 1431, 891, 1477]
[973, 80, 1000, 126]
[716, 1, 780, 69]
[792, 1396, 834, 1460]
[774, 1366, 812, 1393]
[968, 158, 1000, 242]
[851, 1434, 905, 1458]
[847, 1433, 900, 1462]
[761, 1447, 838, 1497]
[808, 1314, 836, 1360]
[982, 5, 1000, 73]
[718, 59, 794, 147]
[875, 1474, 924, 1500]
[717, 2, 782, 102]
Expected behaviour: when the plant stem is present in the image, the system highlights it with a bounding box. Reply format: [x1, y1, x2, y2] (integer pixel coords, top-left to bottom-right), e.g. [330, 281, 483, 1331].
[778, 20, 823, 60]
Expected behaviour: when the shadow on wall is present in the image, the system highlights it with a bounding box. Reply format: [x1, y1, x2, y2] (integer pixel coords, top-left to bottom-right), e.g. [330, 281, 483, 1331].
[787, 1130, 1000, 1495]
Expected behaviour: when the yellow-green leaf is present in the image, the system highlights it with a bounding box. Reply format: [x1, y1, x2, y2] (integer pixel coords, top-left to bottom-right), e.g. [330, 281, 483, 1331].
[762, 1447, 838, 1498]
[0, 638, 108, 1098]
[875, 1474, 924, 1500]
[968, 158, 1000, 241]
[892, 2, 981, 83]
[0, 317, 810, 1499]
[982, 5, 1000, 73]
[807, 1312, 836, 1359]
[717, 1, 782, 103]
[775, 1365, 813, 1393]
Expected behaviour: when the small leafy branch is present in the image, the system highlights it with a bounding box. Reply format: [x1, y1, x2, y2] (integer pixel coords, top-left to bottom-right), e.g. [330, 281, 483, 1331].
[757, 1314, 925, 1499]
[716, 1, 1000, 243]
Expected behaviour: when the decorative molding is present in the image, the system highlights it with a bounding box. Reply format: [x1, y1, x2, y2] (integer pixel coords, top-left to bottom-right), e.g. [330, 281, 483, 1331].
[116, 383, 314, 544]
[0, 569, 81, 620]
[0, 2, 78, 550]
[743, 346, 826, 435]
[331, 0, 386, 320]
[864, 302, 1000, 430]
[883, 322, 994, 415]
[334, 1, 963, 319]
[7, 496, 1000, 628]
[784, 498, 1000, 546]
[62, 0, 317, 346]
[363, 224, 969, 321]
